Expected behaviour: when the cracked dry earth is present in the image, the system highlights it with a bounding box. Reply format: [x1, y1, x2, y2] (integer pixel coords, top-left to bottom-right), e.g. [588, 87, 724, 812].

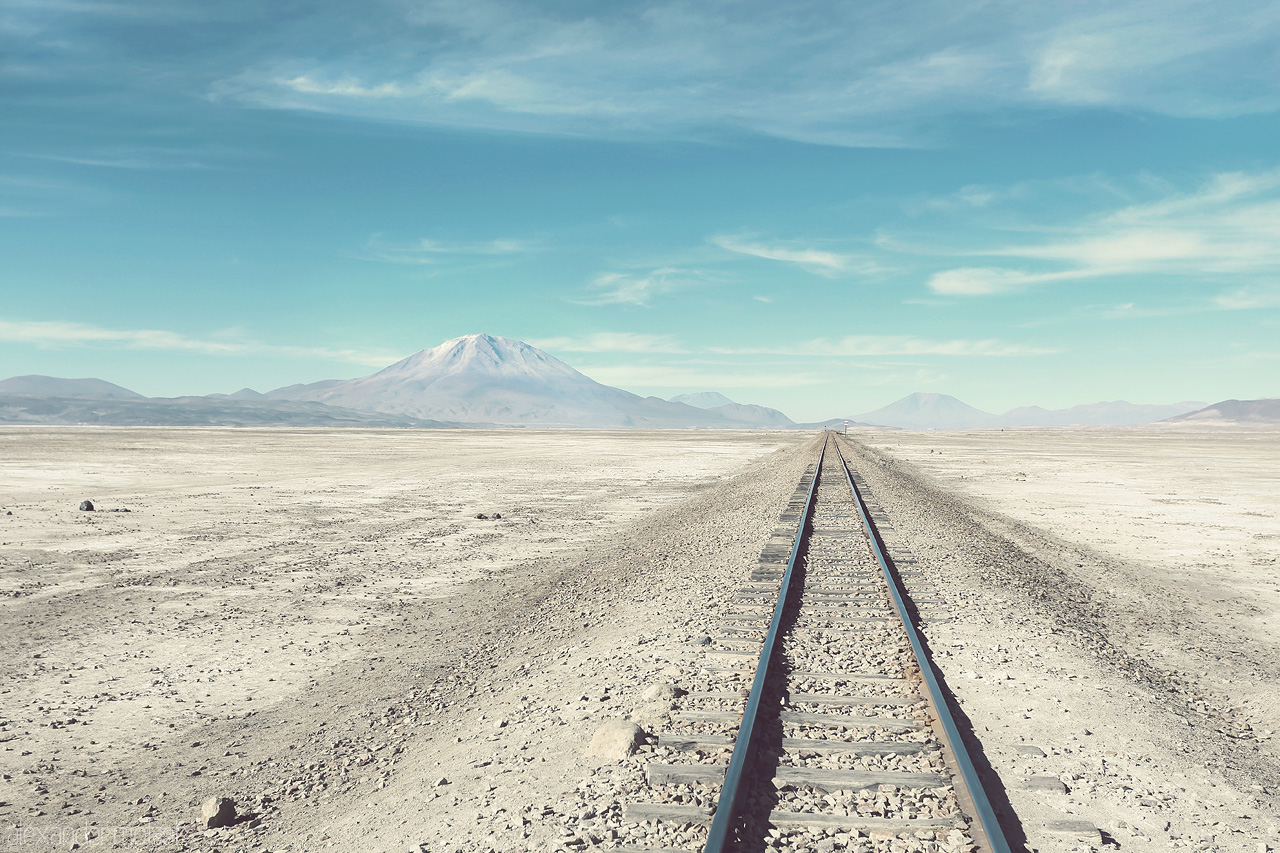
[1, 427, 1277, 853]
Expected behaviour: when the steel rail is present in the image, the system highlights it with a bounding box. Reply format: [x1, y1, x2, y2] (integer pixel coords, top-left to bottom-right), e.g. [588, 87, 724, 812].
[702, 438, 827, 853]
[832, 437, 1013, 853]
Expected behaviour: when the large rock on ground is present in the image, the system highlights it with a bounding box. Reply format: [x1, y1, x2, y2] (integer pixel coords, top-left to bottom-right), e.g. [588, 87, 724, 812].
[201, 796, 236, 829]
[641, 682, 680, 702]
[586, 720, 646, 760]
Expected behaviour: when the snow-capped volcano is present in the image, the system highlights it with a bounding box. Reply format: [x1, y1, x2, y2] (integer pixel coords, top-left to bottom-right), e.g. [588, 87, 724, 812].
[266, 334, 787, 427]
[373, 334, 590, 386]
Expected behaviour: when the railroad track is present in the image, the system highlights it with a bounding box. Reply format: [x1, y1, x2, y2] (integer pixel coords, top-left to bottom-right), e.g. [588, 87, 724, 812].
[616, 433, 1010, 853]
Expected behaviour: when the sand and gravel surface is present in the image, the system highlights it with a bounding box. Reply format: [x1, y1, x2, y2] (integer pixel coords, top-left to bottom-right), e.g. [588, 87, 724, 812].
[2, 425, 1277, 853]
[0, 427, 811, 852]
[842, 429, 1279, 853]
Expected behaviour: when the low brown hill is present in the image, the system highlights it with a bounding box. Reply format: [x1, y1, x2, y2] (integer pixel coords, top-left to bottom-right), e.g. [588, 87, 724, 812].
[1164, 398, 1280, 424]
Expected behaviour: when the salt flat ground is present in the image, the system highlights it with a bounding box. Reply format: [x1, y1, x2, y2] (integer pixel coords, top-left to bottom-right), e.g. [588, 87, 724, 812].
[858, 428, 1280, 731]
[848, 428, 1279, 853]
[0, 428, 806, 851]
[0, 427, 1277, 853]
[0, 426, 787, 737]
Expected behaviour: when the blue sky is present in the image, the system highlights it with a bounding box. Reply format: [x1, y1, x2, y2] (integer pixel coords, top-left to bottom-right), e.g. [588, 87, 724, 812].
[3, 0, 1279, 421]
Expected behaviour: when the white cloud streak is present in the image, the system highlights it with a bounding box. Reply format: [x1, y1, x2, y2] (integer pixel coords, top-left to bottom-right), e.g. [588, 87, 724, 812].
[576, 364, 825, 389]
[711, 335, 1056, 357]
[0, 174, 106, 217]
[199, 0, 1280, 145]
[576, 268, 701, 307]
[924, 169, 1280, 298]
[1023, 7, 1280, 116]
[529, 333, 688, 354]
[0, 318, 400, 366]
[927, 267, 1093, 295]
[359, 235, 537, 265]
[709, 235, 877, 278]
[1213, 287, 1280, 310]
[16, 149, 217, 171]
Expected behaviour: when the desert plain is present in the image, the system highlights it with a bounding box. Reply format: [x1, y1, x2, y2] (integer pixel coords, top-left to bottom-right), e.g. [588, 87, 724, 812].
[0, 426, 1277, 853]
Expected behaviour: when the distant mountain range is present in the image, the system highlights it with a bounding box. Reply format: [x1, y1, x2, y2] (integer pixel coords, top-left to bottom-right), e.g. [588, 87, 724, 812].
[667, 393, 796, 427]
[849, 392, 1213, 429]
[261, 334, 793, 428]
[1163, 398, 1280, 425]
[1, 336, 1273, 428]
[0, 335, 792, 429]
[0, 375, 144, 399]
[854, 392, 996, 429]
[0, 394, 450, 428]
[670, 392, 736, 408]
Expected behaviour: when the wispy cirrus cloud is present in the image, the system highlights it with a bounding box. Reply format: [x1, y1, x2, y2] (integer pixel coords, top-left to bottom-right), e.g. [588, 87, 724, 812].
[1095, 301, 1198, 320]
[359, 234, 538, 265]
[576, 364, 825, 389]
[927, 267, 1091, 295]
[280, 69, 624, 118]
[1024, 7, 1280, 116]
[1213, 287, 1280, 310]
[919, 169, 1280, 298]
[918, 184, 1005, 211]
[4, 0, 1278, 152]
[529, 333, 688, 354]
[575, 268, 703, 307]
[15, 147, 222, 171]
[0, 317, 400, 366]
[7, 0, 1278, 151]
[711, 335, 1056, 357]
[0, 174, 106, 217]
[186, 0, 1280, 145]
[709, 235, 882, 278]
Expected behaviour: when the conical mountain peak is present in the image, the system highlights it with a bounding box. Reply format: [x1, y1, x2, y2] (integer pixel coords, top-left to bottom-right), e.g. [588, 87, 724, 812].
[373, 334, 588, 383]
[856, 392, 998, 428]
[262, 333, 794, 427]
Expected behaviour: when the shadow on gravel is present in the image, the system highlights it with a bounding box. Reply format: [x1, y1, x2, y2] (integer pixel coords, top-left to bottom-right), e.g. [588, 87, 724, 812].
[869, 518, 1032, 853]
[732, 501, 813, 853]
[734, 652, 792, 852]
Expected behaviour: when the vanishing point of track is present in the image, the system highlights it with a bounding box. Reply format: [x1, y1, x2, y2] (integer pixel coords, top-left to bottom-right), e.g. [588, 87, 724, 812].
[617, 432, 1012, 853]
